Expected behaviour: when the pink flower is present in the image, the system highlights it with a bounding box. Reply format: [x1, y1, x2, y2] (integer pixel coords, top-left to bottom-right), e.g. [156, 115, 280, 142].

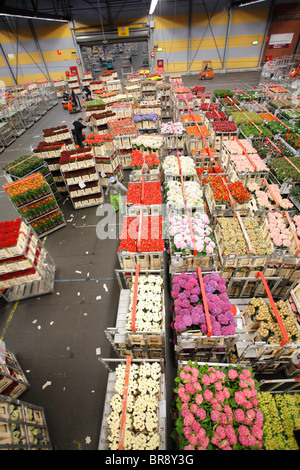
[188, 434, 198, 447]
[211, 410, 221, 422]
[203, 388, 214, 402]
[183, 413, 195, 427]
[215, 381, 223, 391]
[228, 369, 238, 380]
[184, 444, 195, 450]
[201, 374, 211, 386]
[185, 382, 195, 394]
[192, 420, 201, 433]
[196, 408, 206, 420]
[252, 424, 263, 441]
[220, 413, 228, 425]
[190, 403, 198, 414]
[209, 371, 217, 383]
[216, 425, 226, 440]
[195, 394, 203, 406]
[234, 408, 245, 423]
[216, 391, 226, 403]
[183, 426, 192, 438]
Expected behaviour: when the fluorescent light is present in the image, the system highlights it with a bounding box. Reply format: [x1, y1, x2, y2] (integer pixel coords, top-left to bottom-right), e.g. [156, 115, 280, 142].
[239, 0, 266, 7]
[149, 0, 159, 15]
[0, 13, 68, 22]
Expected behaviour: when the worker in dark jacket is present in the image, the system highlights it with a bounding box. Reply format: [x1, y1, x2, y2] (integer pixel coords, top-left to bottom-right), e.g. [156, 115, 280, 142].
[83, 85, 92, 100]
[73, 118, 87, 148]
[71, 90, 81, 109]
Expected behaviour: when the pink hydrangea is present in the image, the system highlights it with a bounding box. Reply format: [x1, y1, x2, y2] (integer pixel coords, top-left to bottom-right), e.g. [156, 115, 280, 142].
[211, 409, 221, 422]
[234, 408, 245, 423]
[220, 413, 228, 425]
[216, 390, 226, 403]
[195, 393, 204, 406]
[196, 408, 206, 420]
[201, 374, 211, 386]
[216, 425, 226, 440]
[215, 381, 223, 391]
[203, 389, 214, 402]
[185, 382, 195, 394]
[228, 369, 238, 380]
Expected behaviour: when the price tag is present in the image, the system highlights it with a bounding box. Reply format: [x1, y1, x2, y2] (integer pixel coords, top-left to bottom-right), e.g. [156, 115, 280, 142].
[79, 181, 86, 189]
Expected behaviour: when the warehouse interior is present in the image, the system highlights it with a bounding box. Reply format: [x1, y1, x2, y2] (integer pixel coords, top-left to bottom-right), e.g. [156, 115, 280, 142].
[0, 0, 299, 454]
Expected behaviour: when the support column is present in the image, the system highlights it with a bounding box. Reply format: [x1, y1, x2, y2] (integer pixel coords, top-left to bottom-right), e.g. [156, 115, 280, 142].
[258, 0, 275, 67]
[222, 6, 232, 72]
[187, 0, 192, 74]
[0, 44, 17, 85]
[28, 20, 50, 80]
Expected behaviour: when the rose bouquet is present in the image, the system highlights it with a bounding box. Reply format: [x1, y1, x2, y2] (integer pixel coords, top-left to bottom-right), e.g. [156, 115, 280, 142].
[171, 272, 235, 335]
[165, 180, 204, 208]
[127, 274, 163, 331]
[168, 212, 215, 257]
[162, 155, 196, 177]
[172, 362, 263, 450]
[106, 362, 162, 450]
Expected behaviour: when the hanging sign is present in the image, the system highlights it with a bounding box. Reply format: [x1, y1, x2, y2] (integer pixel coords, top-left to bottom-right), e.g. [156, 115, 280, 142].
[150, 51, 155, 58]
[118, 26, 129, 37]
[269, 33, 294, 49]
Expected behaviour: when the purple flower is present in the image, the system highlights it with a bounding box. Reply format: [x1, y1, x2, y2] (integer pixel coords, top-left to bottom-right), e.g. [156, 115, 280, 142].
[190, 294, 199, 304]
[172, 283, 181, 293]
[191, 286, 201, 295]
[182, 299, 191, 309]
[181, 308, 190, 316]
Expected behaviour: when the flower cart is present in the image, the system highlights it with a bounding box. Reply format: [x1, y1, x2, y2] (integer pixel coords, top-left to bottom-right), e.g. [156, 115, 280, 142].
[167, 212, 217, 273]
[171, 271, 238, 362]
[108, 118, 137, 161]
[133, 112, 160, 134]
[214, 214, 274, 273]
[98, 357, 166, 450]
[0, 218, 56, 302]
[132, 134, 165, 161]
[164, 180, 205, 215]
[59, 148, 104, 209]
[105, 268, 165, 359]
[220, 138, 270, 186]
[126, 181, 162, 217]
[117, 214, 164, 271]
[247, 177, 294, 216]
[0, 393, 51, 449]
[161, 121, 186, 153]
[32, 139, 75, 195]
[204, 174, 252, 218]
[234, 272, 300, 374]
[162, 154, 197, 183]
[172, 361, 265, 450]
[4, 174, 66, 238]
[43, 125, 72, 143]
[2, 154, 60, 201]
[0, 349, 30, 399]
[129, 150, 160, 183]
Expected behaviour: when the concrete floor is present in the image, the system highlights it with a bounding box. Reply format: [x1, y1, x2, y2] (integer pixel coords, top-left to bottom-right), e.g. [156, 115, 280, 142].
[0, 68, 261, 450]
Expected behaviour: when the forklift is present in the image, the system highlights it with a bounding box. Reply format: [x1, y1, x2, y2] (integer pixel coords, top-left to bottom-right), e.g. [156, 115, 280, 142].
[199, 61, 214, 80]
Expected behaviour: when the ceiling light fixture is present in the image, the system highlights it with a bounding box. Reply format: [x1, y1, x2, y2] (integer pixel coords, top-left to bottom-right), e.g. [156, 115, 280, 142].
[149, 0, 159, 15]
[0, 13, 68, 22]
[238, 0, 266, 7]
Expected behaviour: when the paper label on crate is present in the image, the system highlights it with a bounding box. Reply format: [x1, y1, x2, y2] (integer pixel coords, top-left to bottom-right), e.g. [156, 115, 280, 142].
[160, 400, 166, 418]
[101, 172, 106, 177]
[78, 181, 86, 189]
[0, 340, 6, 364]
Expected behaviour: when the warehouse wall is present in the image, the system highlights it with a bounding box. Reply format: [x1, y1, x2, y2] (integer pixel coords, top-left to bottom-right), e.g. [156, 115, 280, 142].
[0, 20, 80, 86]
[261, 2, 300, 63]
[0, 0, 295, 85]
[152, 2, 271, 73]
